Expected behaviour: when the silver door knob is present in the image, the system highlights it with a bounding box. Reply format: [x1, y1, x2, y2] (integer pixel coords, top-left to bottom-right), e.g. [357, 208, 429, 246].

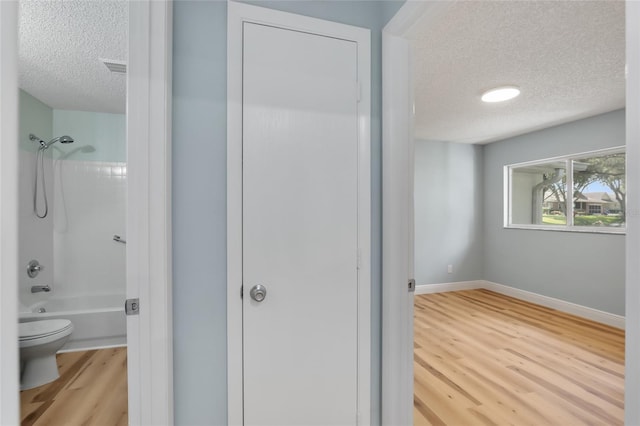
[250, 284, 267, 302]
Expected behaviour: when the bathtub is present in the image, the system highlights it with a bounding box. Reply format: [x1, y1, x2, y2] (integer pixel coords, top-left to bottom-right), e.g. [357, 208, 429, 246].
[19, 294, 126, 352]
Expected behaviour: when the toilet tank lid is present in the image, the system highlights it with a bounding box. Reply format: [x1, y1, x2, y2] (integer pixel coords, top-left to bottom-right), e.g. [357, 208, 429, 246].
[19, 319, 72, 339]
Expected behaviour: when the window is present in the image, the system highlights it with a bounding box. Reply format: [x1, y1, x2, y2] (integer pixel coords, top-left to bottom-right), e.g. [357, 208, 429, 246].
[588, 205, 602, 215]
[505, 147, 625, 233]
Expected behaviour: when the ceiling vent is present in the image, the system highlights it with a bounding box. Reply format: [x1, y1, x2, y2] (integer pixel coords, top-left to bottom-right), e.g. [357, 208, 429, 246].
[101, 58, 127, 74]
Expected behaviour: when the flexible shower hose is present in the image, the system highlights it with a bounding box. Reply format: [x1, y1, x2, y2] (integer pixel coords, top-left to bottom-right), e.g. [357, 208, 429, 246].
[33, 147, 48, 219]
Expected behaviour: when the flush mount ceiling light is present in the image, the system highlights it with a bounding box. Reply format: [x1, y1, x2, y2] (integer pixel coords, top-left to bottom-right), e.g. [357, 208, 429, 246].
[481, 86, 521, 103]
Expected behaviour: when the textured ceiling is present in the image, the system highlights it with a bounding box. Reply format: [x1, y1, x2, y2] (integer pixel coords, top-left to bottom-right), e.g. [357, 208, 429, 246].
[407, 1, 625, 145]
[19, 0, 128, 114]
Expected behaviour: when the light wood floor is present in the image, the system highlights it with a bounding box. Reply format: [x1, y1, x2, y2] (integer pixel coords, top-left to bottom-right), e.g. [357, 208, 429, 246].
[21, 347, 127, 426]
[414, 289, 624, 426]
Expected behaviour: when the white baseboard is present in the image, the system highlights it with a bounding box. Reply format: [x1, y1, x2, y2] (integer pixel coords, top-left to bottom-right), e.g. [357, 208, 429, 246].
[415, 280, 625, 329]
[482, 281, 625, 330]
[415, 280, 484, 295]
[59, 336, 127, 353]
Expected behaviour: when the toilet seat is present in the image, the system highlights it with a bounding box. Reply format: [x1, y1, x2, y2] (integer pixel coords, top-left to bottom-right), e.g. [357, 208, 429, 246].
[19, 319, 73, 342]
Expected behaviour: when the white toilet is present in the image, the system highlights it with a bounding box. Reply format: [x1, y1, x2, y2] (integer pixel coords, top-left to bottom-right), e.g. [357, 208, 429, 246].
[19, 319, 73, 390]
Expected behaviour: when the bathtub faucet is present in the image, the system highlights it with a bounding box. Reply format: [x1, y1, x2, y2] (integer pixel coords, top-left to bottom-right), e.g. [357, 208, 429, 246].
[31, 285, 51, 293]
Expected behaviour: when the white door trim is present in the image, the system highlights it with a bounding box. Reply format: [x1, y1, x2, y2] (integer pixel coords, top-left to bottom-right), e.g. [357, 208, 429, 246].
[381, 31, 412, 426]
[0, 2, 20, 424]
[626, 2, 640, 424]
[382, 2, 640, 425]
[381, 2, 440, 423]
[227, 2, 371, 424]
[126, 1, 173, 425]
[0, 1, 173, 424]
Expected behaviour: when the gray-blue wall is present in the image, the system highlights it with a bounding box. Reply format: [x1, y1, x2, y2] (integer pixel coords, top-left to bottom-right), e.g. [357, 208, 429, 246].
[414, 141, 484, 284]
[483, 109, 625, 315]
[172, 1, 404, 424]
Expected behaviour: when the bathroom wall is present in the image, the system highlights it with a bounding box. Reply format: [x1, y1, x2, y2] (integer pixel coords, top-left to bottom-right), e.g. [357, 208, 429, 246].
[52, 110, 126, 298]
[53, 111, 125, 162]
[18, 89, 54, 308]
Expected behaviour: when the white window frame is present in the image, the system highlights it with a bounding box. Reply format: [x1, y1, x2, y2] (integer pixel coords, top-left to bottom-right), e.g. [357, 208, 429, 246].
[504, 146, 626, 234]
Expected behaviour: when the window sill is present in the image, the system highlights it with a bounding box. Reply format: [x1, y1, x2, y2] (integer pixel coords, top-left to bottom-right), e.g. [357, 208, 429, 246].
[504, 224, 626, 235]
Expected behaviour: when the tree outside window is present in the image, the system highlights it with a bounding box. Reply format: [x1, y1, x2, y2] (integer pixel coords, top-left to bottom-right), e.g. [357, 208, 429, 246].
[573, 152, 625, 227]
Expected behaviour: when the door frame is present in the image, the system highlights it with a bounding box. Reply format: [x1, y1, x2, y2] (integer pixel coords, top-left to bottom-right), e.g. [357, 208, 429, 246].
[126, 1, 173, 424]
[0, 1, 173, 424]
[226, 2, 371, 424]
[625, 3, 640, 424]
[381, 3, 440, 423]
[381, 2, 640, 425]
[0, 2, 20, 423]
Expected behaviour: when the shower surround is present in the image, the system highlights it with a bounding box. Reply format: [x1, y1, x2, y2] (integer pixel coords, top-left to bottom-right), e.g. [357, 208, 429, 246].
[52, 158, 126, 299]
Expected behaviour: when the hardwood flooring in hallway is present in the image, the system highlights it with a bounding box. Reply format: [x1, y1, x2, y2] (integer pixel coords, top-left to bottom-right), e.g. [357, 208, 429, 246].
[21, 347, 127, 426]
[414, 289, 624, 425]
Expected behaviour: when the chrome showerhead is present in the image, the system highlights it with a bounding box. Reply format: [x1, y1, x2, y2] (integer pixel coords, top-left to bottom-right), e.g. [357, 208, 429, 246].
[44, 135, 74, 148]
[58, 136, 74, 144]
[30, 134, 74, 149]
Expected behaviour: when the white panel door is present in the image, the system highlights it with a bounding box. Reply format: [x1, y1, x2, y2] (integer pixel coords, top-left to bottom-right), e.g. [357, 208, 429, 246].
[243, 22, 359, 425]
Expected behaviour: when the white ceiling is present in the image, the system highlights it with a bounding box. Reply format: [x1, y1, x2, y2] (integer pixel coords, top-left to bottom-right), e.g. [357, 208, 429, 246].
[19, 0, 128, 114]
[18, 1, 624, 131]
[407, 1, 625, 145]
